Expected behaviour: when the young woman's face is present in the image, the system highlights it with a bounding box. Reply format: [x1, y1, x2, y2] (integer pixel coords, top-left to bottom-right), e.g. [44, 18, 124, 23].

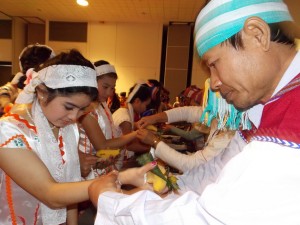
[133, 98, 151, 114]
[97, 76, 116, 102]
[41, 93, 92, 128]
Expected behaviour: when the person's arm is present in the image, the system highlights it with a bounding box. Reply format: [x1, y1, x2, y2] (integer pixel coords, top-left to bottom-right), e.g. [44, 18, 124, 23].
[80, 113, 137, 149]
[136, 129, 207, 172]
[89, 161, 157, 205]
[120, 121, 151, 153]
[0, 148, 93, 208]
[137, 106, 203, 129]
[137, 128, 234, 172]
[136, 111, 168, 128]
[165, 106, 203, 124]
[167, 125, 203, 141]
[66, 204, 78, 225]
[78, 150, 99, 178]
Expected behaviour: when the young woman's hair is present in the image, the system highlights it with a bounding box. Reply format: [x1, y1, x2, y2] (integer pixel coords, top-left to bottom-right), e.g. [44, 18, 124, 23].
[94, 60, 118, 80]
[146, 79, 162, 112]
[128, 83, 151, 104]
[36, 49, 98, 104]
[17, 44, 54, 89]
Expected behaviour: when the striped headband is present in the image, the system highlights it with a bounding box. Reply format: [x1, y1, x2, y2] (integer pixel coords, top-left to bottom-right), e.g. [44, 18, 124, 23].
[95, 64, 116, 77]
[195, 0, 293, 57]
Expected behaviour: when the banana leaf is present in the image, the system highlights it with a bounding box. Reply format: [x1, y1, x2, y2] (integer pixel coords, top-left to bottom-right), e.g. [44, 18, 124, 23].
[136, 153, 179, 191]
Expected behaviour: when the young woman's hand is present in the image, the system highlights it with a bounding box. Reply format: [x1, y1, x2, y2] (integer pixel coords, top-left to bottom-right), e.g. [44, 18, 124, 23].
[118, 161, 157, 187]
[78, 151, 98, 178]
[136, 129, 157, 146]
[136, 115, 156, 129]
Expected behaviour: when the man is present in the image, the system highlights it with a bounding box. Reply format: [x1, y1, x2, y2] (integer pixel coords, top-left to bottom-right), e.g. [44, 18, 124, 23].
[89, 0, 300, 224]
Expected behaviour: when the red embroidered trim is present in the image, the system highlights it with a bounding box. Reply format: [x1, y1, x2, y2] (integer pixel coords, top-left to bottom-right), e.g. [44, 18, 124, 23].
[3, 112, 37, 133]
[100, 103, 115, 138]
[0, 134, 31, 148]
[5, 174, 17, 225]
[59, 135, 65, 164]
[33, 203, 40, 225]
[2, 135, 40, 225]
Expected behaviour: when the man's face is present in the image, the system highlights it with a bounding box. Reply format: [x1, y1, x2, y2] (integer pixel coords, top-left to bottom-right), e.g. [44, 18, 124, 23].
[202, 34, 277, 110]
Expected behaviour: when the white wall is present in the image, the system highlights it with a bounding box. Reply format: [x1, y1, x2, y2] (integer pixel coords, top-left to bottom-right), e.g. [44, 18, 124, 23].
[296, 39, 300, 50]
[12, 17, 27, 74]
[191, 48, 209, 89]
[47, 22, 163, 95]
[0, 39, 12, 62]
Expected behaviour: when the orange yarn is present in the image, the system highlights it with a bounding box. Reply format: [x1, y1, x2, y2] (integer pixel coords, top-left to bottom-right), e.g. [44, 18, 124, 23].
[4, 113, 37, 133]
[1, 134, 35, 225]
[59, 135, 65, 164]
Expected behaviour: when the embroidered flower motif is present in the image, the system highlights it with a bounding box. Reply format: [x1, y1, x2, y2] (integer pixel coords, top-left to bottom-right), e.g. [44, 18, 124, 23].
[13, 138, 25, 147]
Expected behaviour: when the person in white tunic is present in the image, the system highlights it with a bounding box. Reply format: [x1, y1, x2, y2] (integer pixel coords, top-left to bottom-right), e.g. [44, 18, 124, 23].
[88, 1, 300, 224]
[112, 83, 152, 158]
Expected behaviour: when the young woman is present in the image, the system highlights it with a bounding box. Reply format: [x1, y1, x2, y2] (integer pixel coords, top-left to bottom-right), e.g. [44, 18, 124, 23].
[112, 83, 152, 158]
[78, 60, 138, 179]
[0, 51, 154, 225]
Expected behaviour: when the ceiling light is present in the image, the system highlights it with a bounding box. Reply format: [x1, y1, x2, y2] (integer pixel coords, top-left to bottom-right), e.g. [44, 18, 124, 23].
[77, 0, 89, 6]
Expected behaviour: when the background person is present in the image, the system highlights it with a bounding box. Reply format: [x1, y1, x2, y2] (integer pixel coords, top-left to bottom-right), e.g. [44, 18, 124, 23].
[0, 43, 55, 117]
[112, 83, 152, 159]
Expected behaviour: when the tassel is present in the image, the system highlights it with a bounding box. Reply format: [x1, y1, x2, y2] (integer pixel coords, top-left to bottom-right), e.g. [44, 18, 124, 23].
[200, 79, 251, 131]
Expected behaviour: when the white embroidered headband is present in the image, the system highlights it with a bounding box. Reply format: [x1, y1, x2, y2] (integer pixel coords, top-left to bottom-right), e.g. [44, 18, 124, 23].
[15, 64, 97, 104]
[95, 64, 116, 77]
[195, 0, 293, 57]
[127, 83, 142, 103]
[18, 44, 56, 71]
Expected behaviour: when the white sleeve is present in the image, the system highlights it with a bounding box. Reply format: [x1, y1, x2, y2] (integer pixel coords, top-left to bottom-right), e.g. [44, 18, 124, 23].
[95, 141, 300, 225]
[154, 141, 207, 172]
[177, 133, 246, 195]
[95, 190, 212, 225]
[112, 108, 130, 127]
[154, 130, 236, 173]
[165, 106, 202, 124]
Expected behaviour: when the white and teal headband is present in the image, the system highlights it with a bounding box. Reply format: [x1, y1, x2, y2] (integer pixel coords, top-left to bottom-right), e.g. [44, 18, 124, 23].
[195, 0, 293, 57]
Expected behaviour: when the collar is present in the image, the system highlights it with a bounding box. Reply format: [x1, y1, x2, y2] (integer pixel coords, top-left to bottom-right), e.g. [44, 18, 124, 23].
[248, 51, 300, 128]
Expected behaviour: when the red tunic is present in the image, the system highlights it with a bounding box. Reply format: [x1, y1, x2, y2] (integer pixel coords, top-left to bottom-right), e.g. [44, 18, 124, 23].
[240, 73, 300, 148]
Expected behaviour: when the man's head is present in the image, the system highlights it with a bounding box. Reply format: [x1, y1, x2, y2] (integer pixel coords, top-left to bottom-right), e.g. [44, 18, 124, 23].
[195, 0, 297, 110]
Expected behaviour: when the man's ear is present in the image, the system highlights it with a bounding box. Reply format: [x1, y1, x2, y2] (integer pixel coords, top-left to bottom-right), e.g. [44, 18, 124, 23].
[242, 17, 271, 51]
